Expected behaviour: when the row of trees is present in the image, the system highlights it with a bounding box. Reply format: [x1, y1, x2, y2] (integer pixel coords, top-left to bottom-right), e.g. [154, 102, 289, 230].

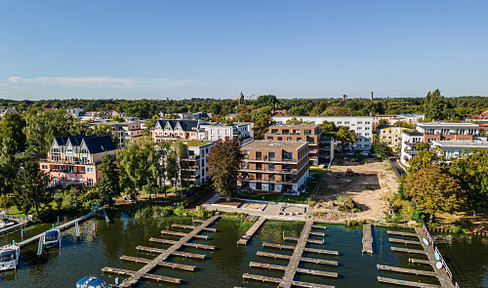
[401, 147, 488, 221]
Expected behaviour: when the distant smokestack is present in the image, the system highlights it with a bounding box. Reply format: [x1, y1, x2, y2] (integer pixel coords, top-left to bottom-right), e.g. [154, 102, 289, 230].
[342, 94, 347, 101]
[370, 91, 374, 101]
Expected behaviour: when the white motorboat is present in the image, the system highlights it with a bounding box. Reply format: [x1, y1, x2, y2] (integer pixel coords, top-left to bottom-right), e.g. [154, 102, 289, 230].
[0, 242, 20, 271]
[43, 228, 61, 248]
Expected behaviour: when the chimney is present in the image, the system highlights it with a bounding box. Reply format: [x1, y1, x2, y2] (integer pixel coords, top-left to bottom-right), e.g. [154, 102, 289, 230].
[370, 91, 374, 101]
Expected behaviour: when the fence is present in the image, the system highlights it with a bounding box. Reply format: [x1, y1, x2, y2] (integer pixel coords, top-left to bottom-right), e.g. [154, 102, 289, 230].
[422, 223, 459, 287]
[1, 214, 31, 222]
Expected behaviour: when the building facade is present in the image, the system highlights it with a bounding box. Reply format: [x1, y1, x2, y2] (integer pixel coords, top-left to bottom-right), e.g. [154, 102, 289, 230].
[239, 141, 309, 195]
[179, 140, 216, 186]
[39, 135, 118, 186]
[264, 124, 334, 164]
[152, 119, 205, 142]
[431, 139, 488, 160]
[376, 126, 415, 150]
[199, 122, 254, 142]
[272, 116, 373, 151]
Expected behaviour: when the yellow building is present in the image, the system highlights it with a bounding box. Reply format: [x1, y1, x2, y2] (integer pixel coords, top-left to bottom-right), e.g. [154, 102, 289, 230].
[377, 126, 415, 150]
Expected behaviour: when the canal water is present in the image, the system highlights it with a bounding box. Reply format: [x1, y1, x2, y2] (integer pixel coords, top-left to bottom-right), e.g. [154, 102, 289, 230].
[0, 215, 486, 287]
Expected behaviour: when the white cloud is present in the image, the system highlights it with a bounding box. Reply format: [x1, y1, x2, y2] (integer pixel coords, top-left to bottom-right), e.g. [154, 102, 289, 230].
[7, 76, 198, 89]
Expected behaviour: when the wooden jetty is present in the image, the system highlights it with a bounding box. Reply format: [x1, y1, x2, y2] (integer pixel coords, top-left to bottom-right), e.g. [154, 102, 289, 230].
[415, 227, 456, 288]
[237, 217, 266, 245]
[391, 247, 428, 255]
[377, 264, 437, 277]
[377, 276, 441, 288]
[249, 262, 338, 278]
[0, 220, 29, 237]
[312, 225, 327, 230]
[192, 219, 205, 223]
[161, 230, 210, 240]
[135, 246, 206, 259]
[409, 258, 431, 265]
[242, 273, 335, 288]
[310, 231, 325, 237]
[283, 236, 324, 245]
[387, 230, 419, 238]
[102, 267, 182, 284]
[120, 256, 196, 271]
[262, 242, 339, 256]
[115, 215, 219, 287]
[149, 237, 216, 250]
[256, 251, 338, 266]
[18, 212, 95, 247]
[171, 224, 217, 233]
[362, 223, 373, 254]
[389, 237, 421, 245]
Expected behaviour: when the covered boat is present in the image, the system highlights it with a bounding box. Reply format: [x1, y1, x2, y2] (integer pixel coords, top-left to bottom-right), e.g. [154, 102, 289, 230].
[43, 228, 61, 248]
[75, 277, 110, 288]
[0, 243, 20, 271]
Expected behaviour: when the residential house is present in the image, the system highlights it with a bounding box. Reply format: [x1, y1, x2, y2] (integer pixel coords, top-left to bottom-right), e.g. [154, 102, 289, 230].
[239, 141, 309, 195]
[151, 119, 206, 143]
[376, 126, 415, 150]
[39, 135, 118, 186]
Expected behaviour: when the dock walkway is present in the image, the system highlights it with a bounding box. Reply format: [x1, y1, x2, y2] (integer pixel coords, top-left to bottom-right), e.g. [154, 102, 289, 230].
[362, 223, 373, 254]
[237, 217, 266, 245]
[116, 215, 219, 287]
[0, 220, 29, 237]
[18, 212, 95, 247]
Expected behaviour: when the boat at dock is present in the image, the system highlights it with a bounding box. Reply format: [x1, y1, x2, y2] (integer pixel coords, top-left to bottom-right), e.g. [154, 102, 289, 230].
[0, 242, 20, 271]
[76, 277, 110, 288]
[43, 228, 61, 248]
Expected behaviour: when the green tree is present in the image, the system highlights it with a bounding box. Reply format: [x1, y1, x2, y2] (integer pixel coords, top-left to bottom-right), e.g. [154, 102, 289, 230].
[0, 113, 26, 153]
[424, 89, 445, 120]
[207, 138, 243, 201]
[97, 154, 120, 206]
[335, 126, 358, 151]
[13, 159, 53, 216]
[406, 147, 443, 174]
[167, 141, 188, 196]
[372, 141, 389, 159]
[252, 113, 273, 139]
[318, 121, 338, 137]
[376, 119, 390, 128]
[404, 164, 464, 221]
[449, 149, 488, 212]
[0, 138, 18, 194]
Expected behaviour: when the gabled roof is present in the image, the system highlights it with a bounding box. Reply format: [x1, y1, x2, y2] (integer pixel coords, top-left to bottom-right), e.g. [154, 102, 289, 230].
[154, 119, 203, 131]
[53, 135, 117, 154]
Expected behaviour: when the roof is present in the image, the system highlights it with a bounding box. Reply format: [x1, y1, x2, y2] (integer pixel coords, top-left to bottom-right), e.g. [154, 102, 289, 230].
[269, 124, 318, 129]
[76, 277, 106, 287]
[431, 140, 488, 149]
[242, 140, 307, 150]
[53, 135, 117, 154]
[176, 140, 213, 147]
[154, 119, 203, 131]
[377, 125, 414, 130]
[417, 121, 479, 128]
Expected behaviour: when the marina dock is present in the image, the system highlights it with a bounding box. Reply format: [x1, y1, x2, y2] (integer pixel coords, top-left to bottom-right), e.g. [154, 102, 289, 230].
[149, 237, 216, 250]
[106, 215, 220, 287]
[378, 276, 441, 288]
[249, 262, 338, 278]
[409, 258, 431, 265]
[237, 217, 266, 245]
[135, 246, 206, 259]
[171, 224, 217, 233]
[387, 230, 419, 238]
[389, 237, 421, 245]
[0, 220, 29, 237]
[120, 256, 196, 271]
[362, 223, 373, 254]
[243, 273, 335, 288]
[391, 247, 427, 255]
[377, 264, 437, 277]
[262, 242, 339, 256]
[18, 212, 95, 247]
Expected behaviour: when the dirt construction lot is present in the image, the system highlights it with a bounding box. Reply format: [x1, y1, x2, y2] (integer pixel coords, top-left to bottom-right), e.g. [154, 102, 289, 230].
[312, 158, 399, 222]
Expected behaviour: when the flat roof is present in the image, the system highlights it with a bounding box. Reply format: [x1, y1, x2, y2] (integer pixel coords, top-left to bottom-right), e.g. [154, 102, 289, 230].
[269, 124, 318, 129]
[378, 126, 414, 130]
[176, 140, 213, 147]
[417, 121, 479, 128]
[432, 140, 488, 148]
[243, 140, 306, 150]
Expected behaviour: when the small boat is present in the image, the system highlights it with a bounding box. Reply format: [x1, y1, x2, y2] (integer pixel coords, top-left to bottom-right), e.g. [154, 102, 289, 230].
[76, 277, 110, 288]
[422, 238, 429, 246]
[0, 219, 15, 229]
[0, 242, 20, 271]
[436, 261, 443, 269]
[43, 228, 61, 248]
[434, 251, 441, 261]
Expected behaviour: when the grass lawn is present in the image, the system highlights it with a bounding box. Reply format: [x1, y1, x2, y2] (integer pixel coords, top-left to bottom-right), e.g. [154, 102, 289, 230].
[237, 168, 327, 204]
[7, 205, 27, 217]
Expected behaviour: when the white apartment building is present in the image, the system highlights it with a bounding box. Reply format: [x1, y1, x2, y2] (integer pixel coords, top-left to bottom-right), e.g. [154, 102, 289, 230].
[180, 140, 216, 185]
[199, 122, 254, 142]
[431, 139, 488, 160]
[272, 116, 373, 151]
[416, 121, 480, 135]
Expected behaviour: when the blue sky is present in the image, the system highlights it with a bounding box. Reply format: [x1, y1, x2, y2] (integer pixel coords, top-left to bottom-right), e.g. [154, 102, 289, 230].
[1, 0, 487, 100]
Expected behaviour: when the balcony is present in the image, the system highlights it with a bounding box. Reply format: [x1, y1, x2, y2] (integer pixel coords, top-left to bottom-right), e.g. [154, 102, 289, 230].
[243, 158, 298, 163]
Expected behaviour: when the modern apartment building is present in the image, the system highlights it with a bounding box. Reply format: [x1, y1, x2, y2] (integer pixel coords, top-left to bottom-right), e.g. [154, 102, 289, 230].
[376, 126, 415, 150]
[199, 122, 254, 142]
[39, 135, 118, 186]
[178, 140, 216, 186]
[152, 119, 206, 142]
[239, 141, 309, 195]
[264, 124, 334, 164]
[89, 120, 147, 147]
[272, 116, 373, 151]
[431, 139, 488, 160]
[400, 121, 481, 166]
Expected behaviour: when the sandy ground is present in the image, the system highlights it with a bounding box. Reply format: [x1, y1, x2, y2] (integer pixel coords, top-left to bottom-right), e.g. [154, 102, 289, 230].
[312, 158, 400, 222]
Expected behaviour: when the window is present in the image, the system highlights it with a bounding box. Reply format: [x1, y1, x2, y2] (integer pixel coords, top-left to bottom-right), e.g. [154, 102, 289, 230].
[365, 127, 370, 130]
[271, 129, 278, 134]
[269, 183, 275, 191]
[278, 137, 282, 141]
[283, 152, 293, 160]
[87, 168, 94, 173]
[256, 182, 262, 190]
[256, 173, 262, 180]
[358, 121, 362, 124]
[365, 121, 370, 124]
[256, 163, 262, 170]
[269, 163, 275, 171]
[41, 165, 48, 170]
[297, 137, 302, 142]
[282, 129, 289, 135]
[256, 151, 262, 160]
[293, 129, 300, 135]
[287, 137, 292, 141]
[304, 129, 312, 135]
[267, 136, 273, 140]
[268, 152, 275, 160]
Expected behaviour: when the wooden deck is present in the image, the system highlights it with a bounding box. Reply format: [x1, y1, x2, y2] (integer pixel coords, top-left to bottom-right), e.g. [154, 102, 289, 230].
[171, 224, 217, 233]
[243, 273, 335, 288]
[377, 276, 441, 288]
[149, 237, 216, 250]
[120, 255, 196, 271]
[362, 223, 373, 254]
[237, 217, 266, 245]
[103, 267, 182, 284]
[387, 230, 419, 238]
[409, 258, 431, 265]
[249, 261, 338, 278]
[135, 246, 206, 259]
[389, 237, 421, 245]
[161, 230, 210, 240]
[256, 251, 338, 266]
[262, 242, 339, 256]
[377, 264, 437, 277]
[115, 215, 219, 287]
[282, 236, 324, 245]
[391, 247, 428, 255]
